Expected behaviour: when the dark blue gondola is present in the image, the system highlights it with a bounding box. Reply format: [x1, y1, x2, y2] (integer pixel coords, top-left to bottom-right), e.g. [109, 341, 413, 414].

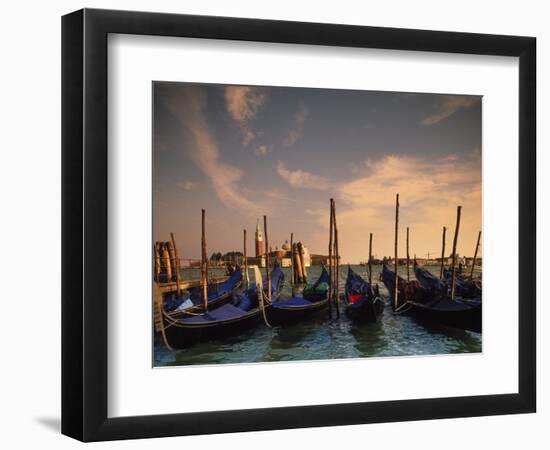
[344, 266, 384, 322]
[161, 265, 284, 348]
[164, 266, 243, 314]
[267, 265, 330, 325]
[381, 265, 481, 332]
[442, 267, 482, 299]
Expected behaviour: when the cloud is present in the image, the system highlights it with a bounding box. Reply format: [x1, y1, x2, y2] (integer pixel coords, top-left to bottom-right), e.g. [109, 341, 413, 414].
[295, 153, 481, 263]
[161, 85, 259, 212]
[421, 95, 480, 125]
[276, 161, 330, 190]
[329, 152, 482, 261]
[224, 86, 267, 146]
[177, 180, 197, 191]
[283, 104, 309, 147]
[254, 144, 271, 157]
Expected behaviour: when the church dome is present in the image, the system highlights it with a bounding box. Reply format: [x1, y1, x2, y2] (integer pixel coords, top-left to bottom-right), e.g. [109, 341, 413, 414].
[282, 240, 291, 251]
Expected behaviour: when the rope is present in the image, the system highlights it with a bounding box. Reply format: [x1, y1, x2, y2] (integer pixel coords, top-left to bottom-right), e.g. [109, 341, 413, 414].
[393, 301, 413, 315]
[259, 289, 272, 328]
[154, 285, 173, 351]
[169, 308, 208, 317]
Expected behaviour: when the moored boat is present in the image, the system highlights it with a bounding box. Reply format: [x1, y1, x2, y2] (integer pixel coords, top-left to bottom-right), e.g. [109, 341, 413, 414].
[159, 265, 284, 348]
[442, 267, 482, 299]
[267, 265, 330, 325]
[381, 265, 481, 333]
[344, 266, 384, 322]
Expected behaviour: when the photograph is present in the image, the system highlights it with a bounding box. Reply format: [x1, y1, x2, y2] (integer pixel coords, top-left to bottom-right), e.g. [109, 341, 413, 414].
[152, 82, 483, 367]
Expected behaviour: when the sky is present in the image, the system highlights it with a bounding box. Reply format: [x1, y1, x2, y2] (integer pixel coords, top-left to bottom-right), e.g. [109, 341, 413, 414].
[153, 82, 482, 263]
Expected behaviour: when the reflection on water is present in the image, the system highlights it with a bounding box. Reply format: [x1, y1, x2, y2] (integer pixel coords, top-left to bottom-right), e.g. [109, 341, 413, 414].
[155, 265, 482, 367]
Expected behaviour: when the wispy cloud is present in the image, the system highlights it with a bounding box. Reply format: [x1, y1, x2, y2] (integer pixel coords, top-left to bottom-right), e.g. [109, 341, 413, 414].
[224, 86, 267, 146]
[421, 95, 480, 125]
[177, 180, 197, 191]
[254, 144, 271, 157]
[161, 85, 259, 212]
[283, 104, 309, 147]
[276, 161, 330, 190]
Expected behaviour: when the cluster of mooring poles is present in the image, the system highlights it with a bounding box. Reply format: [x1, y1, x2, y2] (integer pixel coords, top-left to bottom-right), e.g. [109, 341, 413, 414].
[153, 234, 183, 296]
[154, 240, 179, 284]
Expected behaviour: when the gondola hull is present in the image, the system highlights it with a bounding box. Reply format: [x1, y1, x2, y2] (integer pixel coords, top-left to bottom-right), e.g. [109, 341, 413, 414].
[164, 307, 266, 348]
[160, 265, 284, 348]
[381, 265, 481, 332]
[405, 300, 481, 333]
[268, 298, 329, 325]
[345, 297, 384, 323]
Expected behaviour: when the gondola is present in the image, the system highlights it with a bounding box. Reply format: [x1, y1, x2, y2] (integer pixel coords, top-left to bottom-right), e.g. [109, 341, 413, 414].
[267, 265, 330, 325]
[442, 267, 482, 299]
[381, 265, 481, 333]
[164, 266, 243, 314]
[344, 266, 384, 322]
[159, 265, 284, 348]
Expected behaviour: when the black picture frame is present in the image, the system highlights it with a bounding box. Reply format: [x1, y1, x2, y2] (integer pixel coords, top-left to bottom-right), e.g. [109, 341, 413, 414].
[62, 8, 536, 442]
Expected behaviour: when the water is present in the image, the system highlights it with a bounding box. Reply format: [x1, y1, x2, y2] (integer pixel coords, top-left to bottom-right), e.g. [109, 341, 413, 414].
[154, 265, 481, 367]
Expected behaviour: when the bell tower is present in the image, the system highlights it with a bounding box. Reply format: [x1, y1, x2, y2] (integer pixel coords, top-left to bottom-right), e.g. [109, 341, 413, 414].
[255, 219, 264, 257]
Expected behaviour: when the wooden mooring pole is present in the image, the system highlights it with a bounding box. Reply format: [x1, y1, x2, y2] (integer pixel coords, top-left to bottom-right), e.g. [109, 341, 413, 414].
[264, 216, 271, 302]
[167, 240, 177, 282]
[201, 209, 208, 311]
[333, 199, 340, 318]
[328, 199, 334, 318]
[161, 242, 172, 282]
[290, 232, 295, 295]
[439, 226, 447, 279]
[368, 233, 373, 286]
[406, 227, 410, 282]
[154, 241, 161, 282]
[243, 229, 249, 288]
[470, 231, 481, 280]
[450, 206, 462, 301]
[293, 242, 302, 283]
[170, 232, 182, 298]
[393, 194, 400, 310]
[298, 242, 308, 282]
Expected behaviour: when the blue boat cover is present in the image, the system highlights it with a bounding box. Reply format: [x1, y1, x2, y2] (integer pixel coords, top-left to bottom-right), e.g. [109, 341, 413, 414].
[165, 267, 243, 312]
[442, 267, 481, 298]
[164, 294, 191, 312]
[174, 265, 284, 324]
[272, 297, 313, 308]
[269, 265, 285, 297]
[274, 266, 328, 307]
[245, 264, 284, 299]
[346, 266, 370, 295]
[177, 303, 254, 324]
[414, 264, 447, 295]
[188, 266, 243, 305]
[301, 266, 330, 301]
[381, 264, 402, 300]
[313, 266, 330, 288]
